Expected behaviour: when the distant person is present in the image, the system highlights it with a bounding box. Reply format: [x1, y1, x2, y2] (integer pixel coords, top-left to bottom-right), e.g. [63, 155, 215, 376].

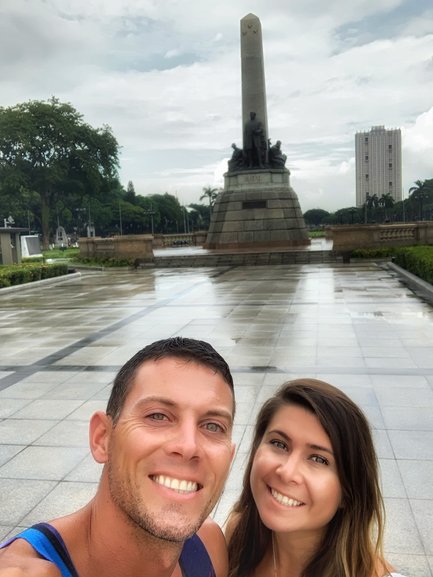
[0, 337, 236, 577]
[244, 111, 264, 168]
[226, 378, 407, 577]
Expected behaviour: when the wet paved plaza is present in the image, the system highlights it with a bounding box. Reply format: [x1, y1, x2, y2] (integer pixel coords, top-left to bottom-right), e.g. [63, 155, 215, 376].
[0, 262, 432, 576]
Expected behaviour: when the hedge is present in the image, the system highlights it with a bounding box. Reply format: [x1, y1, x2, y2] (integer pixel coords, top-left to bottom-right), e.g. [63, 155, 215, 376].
[393, 246, 433, 285]
[0, 263, 69, 288]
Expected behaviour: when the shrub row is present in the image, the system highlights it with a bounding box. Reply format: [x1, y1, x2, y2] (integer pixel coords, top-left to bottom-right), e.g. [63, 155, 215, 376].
[0, 263, 69, 288]
[350, 247, 396, 259]
[393, 246, 433, 285]
[72, 256, 136, 267]
[350, 245, 433, 285]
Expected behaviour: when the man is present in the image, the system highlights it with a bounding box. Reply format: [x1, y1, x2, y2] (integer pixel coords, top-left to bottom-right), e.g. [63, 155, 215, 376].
[244, 111, 264, 168]
[0, 337, 236, 577]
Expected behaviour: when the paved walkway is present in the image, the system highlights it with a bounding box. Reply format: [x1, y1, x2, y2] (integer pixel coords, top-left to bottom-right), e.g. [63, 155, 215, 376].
[0, 262, 432, 576]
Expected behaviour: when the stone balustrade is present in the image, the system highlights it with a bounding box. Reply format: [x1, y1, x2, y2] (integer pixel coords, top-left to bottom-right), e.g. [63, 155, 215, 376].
[79, 235, 154, 262]
[330, 222, 433, 252]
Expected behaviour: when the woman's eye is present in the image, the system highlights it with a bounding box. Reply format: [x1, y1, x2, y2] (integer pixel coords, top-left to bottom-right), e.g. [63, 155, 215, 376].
[310, 454, 329, 465]
[204, 422, 224, 433]
[270, 439, 287, 451]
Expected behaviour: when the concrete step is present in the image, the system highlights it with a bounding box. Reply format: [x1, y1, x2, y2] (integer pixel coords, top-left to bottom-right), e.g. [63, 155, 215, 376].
[151, 250, 341, 267]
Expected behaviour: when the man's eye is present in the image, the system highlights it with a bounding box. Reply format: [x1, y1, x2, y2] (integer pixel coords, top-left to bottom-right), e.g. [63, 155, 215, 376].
[270, 439, 287, 451]
[204, 422, 224, 433]
[148, 413, 167, 421]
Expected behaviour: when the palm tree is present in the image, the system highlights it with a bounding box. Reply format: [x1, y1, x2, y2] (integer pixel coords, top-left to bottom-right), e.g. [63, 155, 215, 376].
[409, 180, 431, 220]
[364, 192, 379, 223]
[200, 186, 219, 211]
[379, 193, 394, 222]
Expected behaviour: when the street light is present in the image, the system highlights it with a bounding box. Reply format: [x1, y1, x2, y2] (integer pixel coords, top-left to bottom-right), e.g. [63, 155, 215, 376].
[74, 208, 86, 238]
[144, 207, 156, 235]
[118, 201, 123, 235]
[419, 191, 429, 221]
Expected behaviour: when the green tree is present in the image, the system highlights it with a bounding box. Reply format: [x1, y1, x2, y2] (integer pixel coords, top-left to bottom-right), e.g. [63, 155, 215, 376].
[363, 193, 379, 223]
[303, 209, 330, 227]
[200, 186, 219, 209]
[0, 97, 119, 248]
[188, 203, 211, 230]
[409, 180, 433, 220]
[378, 193, 395, 222]
[141, 193, 183, 233]
[125, 180, 136, 204]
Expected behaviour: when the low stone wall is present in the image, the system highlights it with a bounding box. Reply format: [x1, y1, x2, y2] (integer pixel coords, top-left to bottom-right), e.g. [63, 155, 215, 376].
[330, 222, 433, 252]
[154, 232, 207, 247]
[79, 235, 154, 261]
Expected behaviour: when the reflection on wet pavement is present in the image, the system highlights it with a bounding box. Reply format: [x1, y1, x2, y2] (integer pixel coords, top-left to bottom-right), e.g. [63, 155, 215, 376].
[0, 261, 432, 576]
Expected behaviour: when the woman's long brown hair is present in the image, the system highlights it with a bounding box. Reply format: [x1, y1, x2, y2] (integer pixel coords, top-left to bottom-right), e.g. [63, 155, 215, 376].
[227, 378, 385, 577]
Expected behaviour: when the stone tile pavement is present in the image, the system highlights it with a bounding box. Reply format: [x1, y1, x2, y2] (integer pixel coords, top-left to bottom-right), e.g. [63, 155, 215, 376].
[0, 262, 432, 576]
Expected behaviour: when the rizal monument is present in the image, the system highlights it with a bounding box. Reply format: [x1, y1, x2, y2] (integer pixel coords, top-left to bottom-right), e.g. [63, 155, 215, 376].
[205, 14, 309, 249]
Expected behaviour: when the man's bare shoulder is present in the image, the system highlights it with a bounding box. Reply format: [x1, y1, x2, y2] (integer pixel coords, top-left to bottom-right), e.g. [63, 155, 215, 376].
[0, 540, 60, 577]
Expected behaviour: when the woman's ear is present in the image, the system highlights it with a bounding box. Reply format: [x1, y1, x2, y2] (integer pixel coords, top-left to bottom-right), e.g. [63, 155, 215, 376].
[89, 411, 112, 463]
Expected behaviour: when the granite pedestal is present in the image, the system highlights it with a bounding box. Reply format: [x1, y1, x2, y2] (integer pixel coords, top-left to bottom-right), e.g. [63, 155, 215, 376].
[205, 168, 309, 249]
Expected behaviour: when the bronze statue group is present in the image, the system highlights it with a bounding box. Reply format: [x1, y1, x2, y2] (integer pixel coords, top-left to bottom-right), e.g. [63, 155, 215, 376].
[228, 111, 288, 172]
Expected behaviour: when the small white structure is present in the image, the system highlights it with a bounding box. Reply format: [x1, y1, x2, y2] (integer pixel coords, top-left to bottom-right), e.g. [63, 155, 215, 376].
[55, 226, 68, 247]
[21, 235, 42, 258]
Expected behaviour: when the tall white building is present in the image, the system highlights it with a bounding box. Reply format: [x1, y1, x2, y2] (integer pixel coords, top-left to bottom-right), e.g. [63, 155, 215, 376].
[355, 126, 402, 207]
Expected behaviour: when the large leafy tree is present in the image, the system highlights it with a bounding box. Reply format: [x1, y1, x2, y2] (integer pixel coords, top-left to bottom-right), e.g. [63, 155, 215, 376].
[188, 203, 211, 230]
[0, 97, 119, 248]
[303, 208, 330, 227]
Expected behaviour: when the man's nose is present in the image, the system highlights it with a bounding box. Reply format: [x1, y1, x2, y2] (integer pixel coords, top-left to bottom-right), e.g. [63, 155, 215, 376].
[165, 421, 201, 460]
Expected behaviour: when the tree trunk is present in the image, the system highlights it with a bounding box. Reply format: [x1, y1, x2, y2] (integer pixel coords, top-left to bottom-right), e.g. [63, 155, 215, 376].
[41, 193, 50, 250]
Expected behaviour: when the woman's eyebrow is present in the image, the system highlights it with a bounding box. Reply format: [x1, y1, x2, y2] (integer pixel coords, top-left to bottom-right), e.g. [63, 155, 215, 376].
[267, 429, 334, 455]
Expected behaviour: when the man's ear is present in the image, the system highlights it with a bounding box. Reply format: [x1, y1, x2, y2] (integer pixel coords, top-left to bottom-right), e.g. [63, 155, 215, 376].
[89, 411, 112, 464]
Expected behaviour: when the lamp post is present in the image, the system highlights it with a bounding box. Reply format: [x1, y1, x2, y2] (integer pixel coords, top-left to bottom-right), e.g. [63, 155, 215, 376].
[118, 201, 123, 235]
[420, 191, 429, 221]
[74, 208, 86, 238]
[144, 208, 156, 234]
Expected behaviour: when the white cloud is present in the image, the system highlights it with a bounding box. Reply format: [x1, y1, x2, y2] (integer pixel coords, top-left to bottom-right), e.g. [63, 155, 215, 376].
[0, 0, 432, 211]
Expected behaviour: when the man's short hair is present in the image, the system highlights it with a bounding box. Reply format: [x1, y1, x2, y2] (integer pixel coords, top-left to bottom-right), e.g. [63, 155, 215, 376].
[106, 337, 234, 423]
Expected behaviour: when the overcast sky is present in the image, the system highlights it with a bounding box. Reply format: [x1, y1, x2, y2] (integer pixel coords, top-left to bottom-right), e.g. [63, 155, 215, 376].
[1, 0, 432, 211]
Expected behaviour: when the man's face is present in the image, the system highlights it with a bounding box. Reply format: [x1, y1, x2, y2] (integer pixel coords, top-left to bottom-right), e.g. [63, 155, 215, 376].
[106, 357, 235, 542]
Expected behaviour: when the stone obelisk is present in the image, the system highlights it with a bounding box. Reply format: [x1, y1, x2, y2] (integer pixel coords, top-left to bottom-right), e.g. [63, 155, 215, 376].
[241, 14, 268, 151]
[205, 14, 309, 250]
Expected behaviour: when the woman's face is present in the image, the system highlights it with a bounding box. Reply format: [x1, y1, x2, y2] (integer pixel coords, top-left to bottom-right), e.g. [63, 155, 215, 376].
[250, 403, 342, 541]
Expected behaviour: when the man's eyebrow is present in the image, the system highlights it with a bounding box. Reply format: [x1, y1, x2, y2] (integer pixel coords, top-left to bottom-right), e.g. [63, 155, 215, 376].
[135, 396, 176, 408]
[268, 429, 334, 456]
[133, 397, 233, 424]
[203, 409, 234, 425]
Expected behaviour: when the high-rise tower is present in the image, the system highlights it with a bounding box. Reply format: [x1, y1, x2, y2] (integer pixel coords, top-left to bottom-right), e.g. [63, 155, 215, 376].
[355, 125, 402, 207]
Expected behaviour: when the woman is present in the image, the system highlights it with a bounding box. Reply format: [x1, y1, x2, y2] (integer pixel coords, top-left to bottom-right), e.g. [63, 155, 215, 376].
[226, 379, 407, 577]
